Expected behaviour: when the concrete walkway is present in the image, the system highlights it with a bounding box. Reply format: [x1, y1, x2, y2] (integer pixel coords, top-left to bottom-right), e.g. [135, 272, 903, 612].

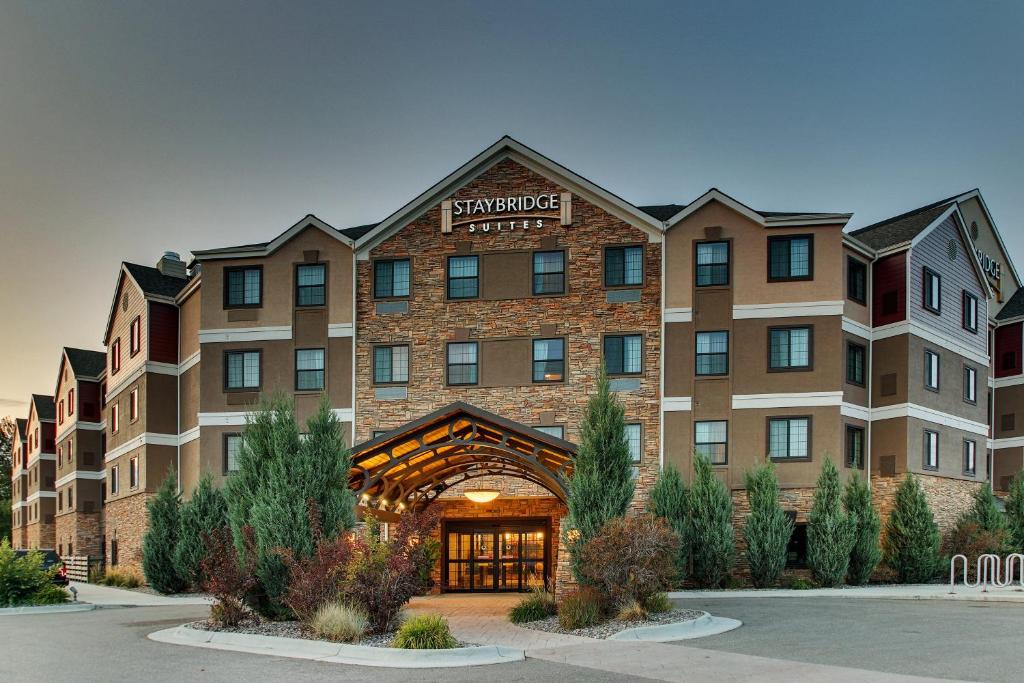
[70, 581, 212, 606]
[669, 582, 1024, 603]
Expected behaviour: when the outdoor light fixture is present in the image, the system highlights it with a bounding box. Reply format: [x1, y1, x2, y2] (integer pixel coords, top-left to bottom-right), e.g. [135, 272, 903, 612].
[464, 488, 500, 503]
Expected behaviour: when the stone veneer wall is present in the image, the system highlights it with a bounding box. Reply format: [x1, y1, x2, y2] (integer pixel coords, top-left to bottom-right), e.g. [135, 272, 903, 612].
[728, 487, 816, 581]
[55, 511, 104, 557]
[24, 520, 55, 550]
[104, 493, 152, 574]
[871, 473, 981, 537]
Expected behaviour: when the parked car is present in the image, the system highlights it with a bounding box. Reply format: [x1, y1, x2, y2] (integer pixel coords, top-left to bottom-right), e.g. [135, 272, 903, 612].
[15, 549, 69, 585]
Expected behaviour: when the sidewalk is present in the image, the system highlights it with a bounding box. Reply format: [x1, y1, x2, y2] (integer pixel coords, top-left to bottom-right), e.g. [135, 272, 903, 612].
[70, 581, 212, 607]
[669, 583, 1024, 603]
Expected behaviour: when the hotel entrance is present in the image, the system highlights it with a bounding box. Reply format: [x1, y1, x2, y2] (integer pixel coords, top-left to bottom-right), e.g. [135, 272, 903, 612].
[443, 519, 549, 592]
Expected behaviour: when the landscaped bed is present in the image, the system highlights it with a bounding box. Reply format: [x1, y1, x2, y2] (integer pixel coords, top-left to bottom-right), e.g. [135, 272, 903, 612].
[189, 617, 475, 648]
[515, 607, 704, 639]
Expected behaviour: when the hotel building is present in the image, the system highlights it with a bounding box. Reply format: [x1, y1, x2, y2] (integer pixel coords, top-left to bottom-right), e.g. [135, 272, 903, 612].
[9, 138, 1024, 589]
[22, 395, 57, 550]
[10, 419, 28, 549]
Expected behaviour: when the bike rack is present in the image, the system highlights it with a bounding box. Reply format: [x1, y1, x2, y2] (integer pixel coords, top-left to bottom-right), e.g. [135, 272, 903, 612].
[950, 553, 1024, 593]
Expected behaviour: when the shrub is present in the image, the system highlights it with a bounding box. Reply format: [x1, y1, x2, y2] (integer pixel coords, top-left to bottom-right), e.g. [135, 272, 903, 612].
[558, 587, 604, 630]
[883, 474, 941, 583]
[843, 473, 881, 585]
[689, 454, 735, 587]
[389, 506, 441, 596]
[0, 541, 57, 606]
[174, 475, 227, 590]
[644, 592, 673, 614]
[962, 484, 1007, 537]
[806, 459, 856, 587]
[31, 583, 70, 605]
[782, 575, 815, 590]
[742, 463, 792, 588]
[564, 368, 634, 584]
[276, 501, 355, 623]
[579, 515, 679, 606]
[98, 567, 143, 588]
[310, 602, 368, 643]
[1007, 471, 1024, 553]
[508, 588, 556, 623]
[943, 521, 1007, 581]
[615, 598, 648, 622]
[142, 471, 187, 594]
[648, 464, 690, 582]
[392, 614, 458, 649]
[200, 526, 258, 627]
[342, 518, 420, 634]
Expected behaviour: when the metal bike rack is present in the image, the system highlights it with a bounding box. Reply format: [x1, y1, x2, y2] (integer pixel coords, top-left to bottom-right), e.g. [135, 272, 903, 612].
[950, 553, 1024, 593]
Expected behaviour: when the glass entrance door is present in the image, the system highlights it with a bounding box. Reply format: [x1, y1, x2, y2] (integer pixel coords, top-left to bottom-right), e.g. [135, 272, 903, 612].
[444, 520, 548, 592]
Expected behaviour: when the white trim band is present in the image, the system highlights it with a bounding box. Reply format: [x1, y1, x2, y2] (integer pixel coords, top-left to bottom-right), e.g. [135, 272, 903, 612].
[179, 351, 201, 374]
[105, 432, 179, 462]
[198, 326, 292, 344]
[179, 426, 200, 445]
[871, 403, 989, 436]
[664, 308, 693, 323]
[55, 470, 107, 488]
[841, 317, 873, 339]
[199, 408, 355, 427]
[732, 391, 844, 409]
[732, 301, 844, 319]
[662, 397, 693, 412]
[991, 436, 1024, 450]
[841, 402, 871, 421]
[27, 491, 57, 502]
[328, 323, 354, 338]
[56, 421, 105, 444]
[992, 374, 1024, 389]
[873, 320, 989, 366]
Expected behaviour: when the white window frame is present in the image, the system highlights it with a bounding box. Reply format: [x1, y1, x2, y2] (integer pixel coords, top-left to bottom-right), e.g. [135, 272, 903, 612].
[964, 365, 977, 404]
[963, 439, 977, 476]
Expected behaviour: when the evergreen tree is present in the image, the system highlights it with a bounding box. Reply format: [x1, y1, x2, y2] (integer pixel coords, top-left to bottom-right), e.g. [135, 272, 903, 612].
[883, 474, 941, 583]
[564, 368, 634, 583]
[806, 458, 856, 587]
[0, 418, 13, 543]
[142, 471, 186, 594]
[742, 463, 792, 588]
[961, 483, 1007, 535]
[689, 453, 735, 587]
[842, 472, 881, 585]
[648, 464, 690, 581]
[174, 474, 228, 589]
[1006, 471, 1024, 553]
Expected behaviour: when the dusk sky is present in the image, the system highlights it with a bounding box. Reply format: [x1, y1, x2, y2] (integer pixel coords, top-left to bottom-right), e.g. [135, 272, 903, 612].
[1, 1, 1022, 416]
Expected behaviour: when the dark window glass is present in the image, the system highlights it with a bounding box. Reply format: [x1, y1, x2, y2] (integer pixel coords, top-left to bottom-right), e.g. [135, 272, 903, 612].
[533, 338, 565, 382]
[846, 342, 865, 385]
[786, 519, 807, 567]
[963, 292, 978, 332]
[923, 430, 939, 469]
[923, 268, 941, 313]
[224, 434, 242, 474]
[447, 342, 478, 385]
[225, 350, 260, 389]
[533, 251, 565, 295]
[373, 345, 409, 384]
[963, 439, 977, 476]
[963, 365, 977, 403]
[696, 241, 729, 286]
[603, 334, 642, 375]
[295, 264, 326, 306]
[625, 424, 642, 463]
[768, 236, 812, 281]
[695, 420, 728, 464]
[447, 256, 479, 299]
[696, 331, 729, 375]
[533, 425, 564, 439]
[605, 246, 643, 287]
[846, 425, 865, 468]
[374, 259, 410, 298]
[769, 417, 810, 459]
[847, 257, 867, 303]
[225, 267, 261, 307]
[295, 349, 325, 391]
[924, 350, 940, 390]
[769, 327, 811, 369]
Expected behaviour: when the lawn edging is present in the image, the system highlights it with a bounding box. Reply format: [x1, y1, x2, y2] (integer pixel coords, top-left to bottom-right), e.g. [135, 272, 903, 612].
[608, 611, 742, 642]
[148, 624, 525, 668]
[0, 603, 96, 615]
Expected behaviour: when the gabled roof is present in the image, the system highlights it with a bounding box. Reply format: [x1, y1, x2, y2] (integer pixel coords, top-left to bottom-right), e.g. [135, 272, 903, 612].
[16, 418, 27, 439]
[64, 348, 106, 378]
[102, 262, 190, 344]
[638, 204, 687, 221]
[996, 287, 1024, 321]
[848, 191, 967, 250]
[30, 394, 55, 421]
[663, 189, 852, 229]
[191, 215, 358, 261]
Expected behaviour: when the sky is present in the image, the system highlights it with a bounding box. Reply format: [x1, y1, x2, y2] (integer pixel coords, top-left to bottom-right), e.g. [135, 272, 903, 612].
[1, 0, 1022, 416]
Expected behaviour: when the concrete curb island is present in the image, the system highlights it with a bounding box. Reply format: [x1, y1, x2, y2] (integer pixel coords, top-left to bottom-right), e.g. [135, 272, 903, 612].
[148, 625, 526, 668]
[609, 612, 742, 642]
[0, 603, 97, 615]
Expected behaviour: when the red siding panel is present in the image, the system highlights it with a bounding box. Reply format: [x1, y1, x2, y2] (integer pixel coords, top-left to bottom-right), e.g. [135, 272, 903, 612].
[872, 252, 906, 327]
[148, 302, 179, 364]
[79, 381, 102, 422]
[995, 322, 1022, 378]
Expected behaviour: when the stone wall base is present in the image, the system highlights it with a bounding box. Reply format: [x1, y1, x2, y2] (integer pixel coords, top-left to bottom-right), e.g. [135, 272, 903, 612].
[871, 473, 981, 538]
[103, 493, 152, 576]
[55, 511, 105, 558]
[23, 520, 56, 550]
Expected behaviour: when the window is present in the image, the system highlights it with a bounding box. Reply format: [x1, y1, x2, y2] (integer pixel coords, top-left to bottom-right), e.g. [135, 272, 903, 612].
[963, 439, 977, 476]
[295, 349, 325, 391]
[769, 327, 811, 370]
[922, 267, 941, 313]
[532, 338, 565, 382]
[847, 257, 867, 304]
[374, 259, 410, 298]
[372, 430, 389, 439]
[696, 241, 729, 287]
[225, 350, 260, 390]
[924, 350, 940, 391]
[68, 388, 74, 416]
[110, 338, 121, 374]
[625, 423, 642, 463]
[604, 334, 642, 375]
[768, 417, 811, 460]
[695, 331, 729, 375]
[110, 465, 119, 495]
[846, 342, 866, 385]
[225, 266, 261, 307]
[964, 365, 977, 404]
[604, 245, 643, 287]
[373, 345, 409, 384]
[67, 487, 73, 509]
[532, 250, 565, 295]
[533, 425, 565, 439]
[446, 342, 478, 385]
[963, 292, 979, 333]
[224, 434, 242, 474]
[58, 400, 64, 425]
[846, 425, 865, 469]
[923, 430, 939, 470]
[129, 388, 139, 422]
[129, 316, 141, 356]
[447, 255, 479, 299]
[110, 403, 119, 434]
[695, 420, 728, 464]
[295, 264, 326, 307]
[768, 235, 813, 281]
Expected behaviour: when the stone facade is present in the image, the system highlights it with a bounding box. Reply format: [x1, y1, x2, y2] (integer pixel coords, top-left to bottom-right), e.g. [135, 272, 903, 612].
[871, 472, 981, 537]
[103, 493, 152, 574]
[54, 510, 104, 558]
[23, 519, 55, 550]
[728, 486, 816, 581]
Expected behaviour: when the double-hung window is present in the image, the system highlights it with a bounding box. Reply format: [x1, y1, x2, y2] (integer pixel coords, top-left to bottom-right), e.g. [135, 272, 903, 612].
[295, 349, 325, 391]
[963, 439, 977, 476]
[225, 266, 262, 308]
[625, 424, 642, 464]
[846, 425, 865, 468]
[532, 250, 565, 295]
[768, 235, 813, 281]
[924, 430, 939, 470]
[695, 331, 729, 376]
[532, 338, 565, 382]
[924, 350, 940, 391]
[847, 257, 867, 304]
[962, 292, 979, 333]
[129, 316, 141, 356]
[129, 388, 138, 422]
[295, 264, 326, 306]
[963, 365, 978, 404]
[373, 345, 409, 384]
[110, 338, 121, 374]
[922, 267, 941, 313]
[224, 434, 242, 474]
[769, 417, 811, 460]
[447, 256, 479, 299]
[110, 465, 119, 495]
[446, 342, 478, 385]
[696, 241, 729, 287]
[604, 246, 643, 287]
[695, 420, 728, 464]
[110, 403, 119, 434]
[604, 334, 642, 375]
[374, 259, 410, 298]
[129, 456, 139, 489]
[769, 327, 811, 370]
[225, 350, 260, 390]
[846, 342, 866, 385]
[68, 389, 74, 416]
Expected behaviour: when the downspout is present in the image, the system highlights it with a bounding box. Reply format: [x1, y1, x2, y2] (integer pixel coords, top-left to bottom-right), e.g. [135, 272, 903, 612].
[176, 302, 181, 495]
[866, 259, 873, 489]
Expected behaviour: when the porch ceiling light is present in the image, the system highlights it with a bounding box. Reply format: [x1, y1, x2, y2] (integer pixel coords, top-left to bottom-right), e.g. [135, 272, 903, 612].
[464, 488, 500, 503]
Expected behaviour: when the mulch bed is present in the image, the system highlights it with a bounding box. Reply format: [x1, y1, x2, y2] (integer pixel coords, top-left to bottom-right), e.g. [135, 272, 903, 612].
[517, 608, 704, 639]
[188, 619, 473, 649]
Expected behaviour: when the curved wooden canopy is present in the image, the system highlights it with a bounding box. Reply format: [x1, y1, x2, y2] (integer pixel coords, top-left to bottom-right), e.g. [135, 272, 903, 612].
[349, 402, 576, 509]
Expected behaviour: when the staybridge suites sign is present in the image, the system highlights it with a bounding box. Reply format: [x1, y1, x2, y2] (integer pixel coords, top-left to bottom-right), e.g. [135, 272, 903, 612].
[440, 192, 572, 234]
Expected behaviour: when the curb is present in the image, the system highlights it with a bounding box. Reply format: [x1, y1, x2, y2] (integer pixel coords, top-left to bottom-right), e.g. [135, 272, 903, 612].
[667, 588, 1024, 604]
[609, 612, 742, 642]
[0, 603, 97, 615]
[148, 625, 526, 668]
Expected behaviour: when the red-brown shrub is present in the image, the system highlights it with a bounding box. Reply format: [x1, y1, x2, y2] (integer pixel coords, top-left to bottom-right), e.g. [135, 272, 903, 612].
[390, 506, 441, 595]
[200, 526, 258, 627]
[276, 501, 355, 623]
[944, 521, 1007, 581]
[578, 515, 680, 606]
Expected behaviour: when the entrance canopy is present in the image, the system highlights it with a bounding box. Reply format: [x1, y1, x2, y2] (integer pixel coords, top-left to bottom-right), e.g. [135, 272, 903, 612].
[349, 402, 576, 509]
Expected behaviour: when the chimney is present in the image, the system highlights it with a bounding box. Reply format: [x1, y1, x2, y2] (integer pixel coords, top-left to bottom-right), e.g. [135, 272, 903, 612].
[156, 251, 187, 279]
